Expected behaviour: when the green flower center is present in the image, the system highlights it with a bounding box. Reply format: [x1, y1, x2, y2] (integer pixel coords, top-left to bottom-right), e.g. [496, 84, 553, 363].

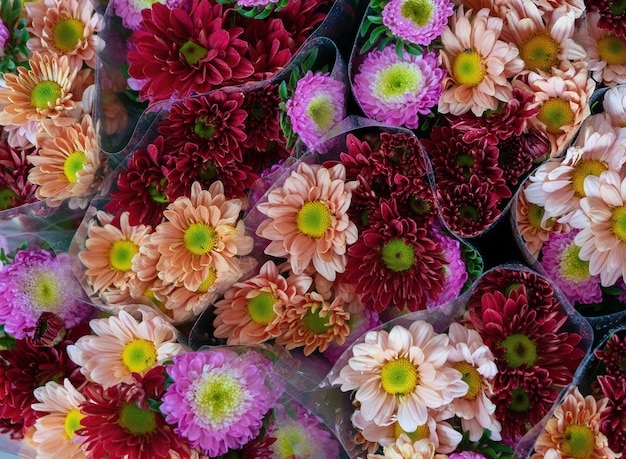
[30, 271, 62, 310]
[598, 35, 626, 65]
[296, 201, 332, 238]
[374, 63, 422, 102]
[247, 291, 278, 325]
[179, 40, 207, 66]
[454, 361, 482, 400]
[302, 305, 331, 334]
[193, 372, 245, 428]
[401, 0, 434, 27]
[501, 333, 538, 368]
[64, 408, 85, 440]
[196, 266, 218, 293]
[53, 18, 84, 53]
[509, 387, 530, 412]
[560, 244, 591, 283]
[519, 32, 561, 72]
[148, 179, 168, 204]
[610, 0, 626, 15]
[381, 239, 415, 272]
[251, 101, 266, 119]
[393, 422, 430, 442]
[30, 81, 62, 110]
[409, 196, 430, 216]
[570, 159, 608, 198]
[537, 97, 575, 134]
[527, 203, 547, 229]
[380, 357, 419, 395]
[198, 162, 217, 181]
[109, 240, 139, 272]
[121, 338, 157, 373]
[306, 95, 336, 132]
[453, 50, 485, 87]
[274, 424, 312, 458]
[118, 402, 158, 435]
[0, 188, 18, 211]
[183, 222, 219, 256]
[610, 204, 626, 243]
[63, 151, 87, 184]
[560, 424, 596, 459]
[459, 205, 479, 221]
[456, 153, 475, 178]
[193, 117, 216, 139]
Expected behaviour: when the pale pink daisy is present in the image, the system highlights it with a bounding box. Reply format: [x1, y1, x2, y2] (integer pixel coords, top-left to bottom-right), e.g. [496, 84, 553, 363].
[585, 12, 626, 86]
[332, 320, 468, 432]
[367, 435, 439, 459]
[531, 0, 585, 19]
[602, 84, 626, 128]
[66, 308, 184, 388]
[256, 162, 358, 282]
[438, 7, 524, 116]
[31, 379, 87, 459]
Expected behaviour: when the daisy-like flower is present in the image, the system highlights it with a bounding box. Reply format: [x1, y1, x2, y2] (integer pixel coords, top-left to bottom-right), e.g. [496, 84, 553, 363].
[0, 248, 93, 340]
[602, 83, 626, 128]
[570, 170, 626, 286]
[496, 129, 549, 185]
[25, 0, 102, 69]
[0, 143, 37, 209]
[151, 181, 253, 291]
[27, 115, 102, 207]
[160, 349, 280, 457]
[367, 435, 438, 459]
[588, 22, 626, 89]
[531, 387, 619, 459]
[333, 320, 468, 432]
[0, 52, 78, 125]
[596, 333, 626, 378]
[352, 47, 444, 129]
[79, 211, 152, 293]
[256, 162, 358, 282]
[597, 375, 626, 452]
[241, 84, 283, 152]
[324, 305, 382, 364]
[586, 0, 626, 41]
[213, 260, 312, 344]
[285, 70, 346, 149]
[113, 0, 182, 30]
[127, 0, 254, 102]
[239, 17, 294, 81]
[541, 230, 603, 305]
[438, 7, 524, 116]
[66, 309, 184, 388]
[31, 379, 87, 459]
[381, 0, 454, 46]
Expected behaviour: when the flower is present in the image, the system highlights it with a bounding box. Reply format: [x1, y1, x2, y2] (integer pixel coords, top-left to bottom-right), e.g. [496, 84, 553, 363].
[597, 375, 626, 452]
[240, 83, 283, 151]
[596, 332, 626, 378]
[112, 0, 182, 30]
[586, 12, 626, 86]
[151, 181, 253, 291]
[531, 387, 619, 459]
[0, 19, 8, 52]
[367, 435, 438, 459]
[160, 349, 279, 457]
[381, 0, 454, 46]
[426, 226, 468, 308]
[239, 17, 294, 80]
[0, 144, 37, 209]
[586, 0, 626, 41]
[333, 320, 468, 432]
[66, 309, 184, 388]
[438, 7, 524, 116]
[256, 162, 358, 282]
[352, 47, 444, 129]
[285, 70, 345, 149]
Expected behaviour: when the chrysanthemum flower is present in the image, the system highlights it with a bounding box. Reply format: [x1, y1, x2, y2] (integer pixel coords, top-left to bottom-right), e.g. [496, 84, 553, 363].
[27, 115, 102, 207]
[213, 260, 312, 344]
[597, 375, 626, 452]
[0, 52, 78, 125]
[586, 12, 626, 86]
[31, 379, 88, 459]
[151, 181, 253, 291]
[586, 0, 626, 41]
[531, 387, 619, 459]
[0, 248, 93, 339]
[426, 227, 468, 308]
[276, 0, 329, 48]
[285, 70, 345, 149]
[161, 349, 280, 457]
[496, 129, 550, 185]
[0, 19, 8, 51]
[66, 309, 184, 388]
[602, 83, 626, 127]
[112, 0, 182, 30]
[323, 304, 381, 364]
[368, 435, 438, 459]
[333, 320, 468, 431]
[240, 84, 283, 151]
[127, 0, 254, 102]
[353, 47, 444, 129]
[439, 7, 524, 116]
[256, 162, 358, 282]
[25, 0, 102, 69]
[0, 143, 37, 209]
[596, 333, 626, 378]
[239, 17, 294, 81]
[381, 0, 454, 46]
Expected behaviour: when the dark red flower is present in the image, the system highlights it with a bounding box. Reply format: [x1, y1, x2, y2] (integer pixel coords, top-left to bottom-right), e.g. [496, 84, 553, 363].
[0, 143, 37, 210]
[390, 174, 438, 227]
[240, 84, 283, 152]
[241, 141, 291, 175]
[586, 0, 626, 39]
[239, 17, 295, 80]
[596, 333, 626, 378]
[373, 131, 428, 181]
[496, 134, 537, 186]
[598, 374, 626, 452]
[239, 433, 277, 459]
[128, 0, 254, 102]
[338, 133, 377, 183]
[277, 0, 331, 48]
[32, 312, 67, 347]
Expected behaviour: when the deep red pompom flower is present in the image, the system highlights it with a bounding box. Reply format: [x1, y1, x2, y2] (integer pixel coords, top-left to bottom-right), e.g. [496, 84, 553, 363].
[596, 333, 626, 378]
[239, 18, 295, 80]
[240, 84, 283, 152]
[598, 375, 626, 452]
[0, 142, 37, 210]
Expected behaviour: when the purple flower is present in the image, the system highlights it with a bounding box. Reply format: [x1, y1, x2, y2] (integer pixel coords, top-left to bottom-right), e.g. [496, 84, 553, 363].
[427, 224, 468, 308]
[0, 19, 9, 54]
[382, 0, 454, 46]
[449, 452, 487, 459]
[112, 0, 183, 30]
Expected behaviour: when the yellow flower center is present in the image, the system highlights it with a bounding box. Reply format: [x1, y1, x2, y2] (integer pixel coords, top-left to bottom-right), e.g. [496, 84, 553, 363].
[537, 97, 575, 134]
[380, 357, 419, 395]
[63, 151, 87, 184]
[109, 240, 139, 272]
[560, 244, 591, 283]
[452, 50, 486, 87]
[519, 32, 561, 72]
[374, 63, 422, 102]
[393, 422, 430, 442]
[296, 201, 332, 238]
[196, 266, 218, 293]
[64, 408, 85, 440]
[273, 424, 313, 458]
[118, 402, 158, 435]
[247, 291, 278, 325]
[527, 203, 547, 229]
[179, 40, 207, 66]
[454, 361, 483, 400]
[381, 239, 415, 272]
[570, 159, 608, 198]
[598, 35, 626, 65]
[306, 95, 336, 132]
[183, 222, 219, 256]
[401, 0, 435, 27]
[30, 81, 62, 110]
[193, 372, 244, 427]
[610, 204, 626, 242]
[30, 271, 62, 310]
[121, 338, 157, 373]
[302, 304, 332, 334]
[560, 424, 596, 459]
[53, 18, 84, 53]
[501, 333, 538, 368]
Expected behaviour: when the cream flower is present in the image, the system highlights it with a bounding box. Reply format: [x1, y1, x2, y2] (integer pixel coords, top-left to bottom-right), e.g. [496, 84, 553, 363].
[367, 435, 442, 459]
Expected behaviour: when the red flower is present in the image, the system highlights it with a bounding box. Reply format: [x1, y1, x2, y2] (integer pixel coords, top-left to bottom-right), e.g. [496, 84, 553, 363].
[277, 0, 331, 48]
[239, 18, 295, 80]
[586, 0, 626, 39]
[598, 375, 626, 452]
[0, 142, 37, 210]
[240, 84, 283, 152]
[596, 333, 626, 378]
